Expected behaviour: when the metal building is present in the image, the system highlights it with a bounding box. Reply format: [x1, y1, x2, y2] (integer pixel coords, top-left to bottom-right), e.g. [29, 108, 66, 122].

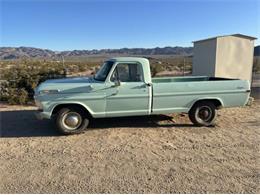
[192, 34, 257, 81]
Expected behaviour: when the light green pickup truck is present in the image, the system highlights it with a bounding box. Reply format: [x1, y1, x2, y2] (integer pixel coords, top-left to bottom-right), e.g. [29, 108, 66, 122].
[34, 57, 250, 134]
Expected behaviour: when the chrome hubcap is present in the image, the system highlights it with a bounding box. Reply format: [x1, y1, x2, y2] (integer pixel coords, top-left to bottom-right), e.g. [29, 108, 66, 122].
[62, 112, 82, 130]
[198, 106, 212, 122]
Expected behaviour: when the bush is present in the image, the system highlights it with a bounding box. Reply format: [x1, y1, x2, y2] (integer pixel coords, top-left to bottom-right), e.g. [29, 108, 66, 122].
[0, 60, 66, 104]
[150, 64, 164, 77]
[7, 88, 28, 105]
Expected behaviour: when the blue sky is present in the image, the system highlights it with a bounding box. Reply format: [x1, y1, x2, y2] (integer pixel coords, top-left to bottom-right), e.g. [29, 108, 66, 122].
[1, 0, 259, 51]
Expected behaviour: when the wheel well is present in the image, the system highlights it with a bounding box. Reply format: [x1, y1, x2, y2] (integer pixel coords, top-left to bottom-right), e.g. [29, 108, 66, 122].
[192, 99, 223, 109]
[51, 104, 92, 118]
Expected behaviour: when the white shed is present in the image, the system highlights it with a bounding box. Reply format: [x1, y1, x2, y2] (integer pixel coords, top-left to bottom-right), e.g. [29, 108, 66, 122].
[192, 34, 257, 81]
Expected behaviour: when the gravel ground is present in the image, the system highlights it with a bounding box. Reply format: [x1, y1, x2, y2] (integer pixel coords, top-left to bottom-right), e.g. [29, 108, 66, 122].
[0, 101, 259, 193]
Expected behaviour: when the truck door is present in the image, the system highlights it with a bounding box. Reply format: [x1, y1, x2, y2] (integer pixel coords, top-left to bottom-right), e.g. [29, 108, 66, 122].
[105, 62, 150, 117]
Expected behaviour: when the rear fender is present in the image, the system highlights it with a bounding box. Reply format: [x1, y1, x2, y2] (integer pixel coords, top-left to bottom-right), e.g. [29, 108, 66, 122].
[189, 97, 224, 111]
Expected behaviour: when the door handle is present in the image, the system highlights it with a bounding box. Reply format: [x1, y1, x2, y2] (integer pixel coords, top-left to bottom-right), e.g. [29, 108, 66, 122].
[139, 83, 150, 88]
[145, 82, 152, 87]
[87, 85, 93, 91]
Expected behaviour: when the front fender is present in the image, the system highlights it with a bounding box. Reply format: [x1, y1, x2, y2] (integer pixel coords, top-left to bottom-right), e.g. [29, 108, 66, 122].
[49, 102, 95, 116]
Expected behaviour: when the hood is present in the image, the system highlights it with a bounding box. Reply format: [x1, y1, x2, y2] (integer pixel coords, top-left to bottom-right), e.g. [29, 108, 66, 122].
[44, 76, 93, 84]
[35, 76, 103, 95]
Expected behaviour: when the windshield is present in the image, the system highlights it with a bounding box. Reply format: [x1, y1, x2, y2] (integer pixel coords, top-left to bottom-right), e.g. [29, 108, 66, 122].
[94, 61, 114, 81]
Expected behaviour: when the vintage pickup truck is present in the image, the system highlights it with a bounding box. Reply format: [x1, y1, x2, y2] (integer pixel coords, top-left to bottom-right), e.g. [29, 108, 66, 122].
[34, 57, 250, 134]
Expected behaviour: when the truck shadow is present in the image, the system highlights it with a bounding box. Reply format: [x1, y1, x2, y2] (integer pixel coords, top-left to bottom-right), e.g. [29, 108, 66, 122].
[1, 110, 59, 137]
[0, 110, 193, 138]
[251, 87, 260, 99]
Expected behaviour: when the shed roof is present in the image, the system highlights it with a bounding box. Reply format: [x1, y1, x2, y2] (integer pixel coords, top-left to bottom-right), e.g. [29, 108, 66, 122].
[193, 34, 257, 43]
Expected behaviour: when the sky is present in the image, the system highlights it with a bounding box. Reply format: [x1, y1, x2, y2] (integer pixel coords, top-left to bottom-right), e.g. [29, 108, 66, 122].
[0, 0, 259, 51]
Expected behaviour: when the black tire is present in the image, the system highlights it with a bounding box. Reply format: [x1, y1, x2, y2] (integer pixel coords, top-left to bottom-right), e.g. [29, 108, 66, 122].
[188, 101, 216, 126]
[55, 107, 89, 135]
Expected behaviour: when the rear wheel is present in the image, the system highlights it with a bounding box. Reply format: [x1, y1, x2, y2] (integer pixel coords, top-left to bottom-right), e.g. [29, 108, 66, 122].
[189, 101, 216, 126]
[55, 107, 89, 135]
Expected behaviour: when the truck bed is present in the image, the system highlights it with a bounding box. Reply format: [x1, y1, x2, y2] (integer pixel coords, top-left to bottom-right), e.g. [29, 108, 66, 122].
[151, 76, 250, 114]
[152, 76, 236, 83]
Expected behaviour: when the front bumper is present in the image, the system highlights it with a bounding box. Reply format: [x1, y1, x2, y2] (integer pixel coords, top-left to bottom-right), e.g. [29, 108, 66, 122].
[34, 95, 52, 120]
[35, 110, 51, 120]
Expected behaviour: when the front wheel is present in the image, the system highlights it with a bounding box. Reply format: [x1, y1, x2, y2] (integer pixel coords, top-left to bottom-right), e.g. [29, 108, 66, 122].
[55, 107, 89, 135]
[188, 101, 216, 126]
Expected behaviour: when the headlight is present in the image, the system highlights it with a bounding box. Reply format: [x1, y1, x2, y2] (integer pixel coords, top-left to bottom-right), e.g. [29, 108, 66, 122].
[39, 89, 60, 95]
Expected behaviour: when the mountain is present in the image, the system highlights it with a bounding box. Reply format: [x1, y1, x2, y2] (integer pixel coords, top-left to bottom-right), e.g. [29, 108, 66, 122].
[0, 46, 193, 60]
[59, 46, 193, 57]
[1, 45, 259, 60]
[0, 47, 56, 60]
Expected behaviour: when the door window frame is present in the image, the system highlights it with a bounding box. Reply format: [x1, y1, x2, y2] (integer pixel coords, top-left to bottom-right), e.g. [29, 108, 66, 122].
[106, 62, 144, 84]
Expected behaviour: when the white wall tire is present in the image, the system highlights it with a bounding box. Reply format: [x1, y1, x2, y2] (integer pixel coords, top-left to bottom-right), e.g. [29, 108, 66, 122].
[189, 101, 217, 126]
[55, 107, 89, 135]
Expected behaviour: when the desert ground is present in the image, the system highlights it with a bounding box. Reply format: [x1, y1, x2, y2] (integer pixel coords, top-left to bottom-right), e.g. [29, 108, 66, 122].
[0, 100, 259, 193]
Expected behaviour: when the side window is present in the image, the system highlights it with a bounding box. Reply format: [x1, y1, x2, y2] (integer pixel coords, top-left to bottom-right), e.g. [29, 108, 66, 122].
[111, 63, 143, 82]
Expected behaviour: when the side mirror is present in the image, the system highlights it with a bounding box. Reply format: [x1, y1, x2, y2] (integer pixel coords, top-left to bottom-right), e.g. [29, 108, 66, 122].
[114, 80, 121, 87]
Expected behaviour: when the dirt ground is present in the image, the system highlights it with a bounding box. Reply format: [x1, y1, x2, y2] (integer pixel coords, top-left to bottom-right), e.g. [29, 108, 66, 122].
[0, 101, 259, 193]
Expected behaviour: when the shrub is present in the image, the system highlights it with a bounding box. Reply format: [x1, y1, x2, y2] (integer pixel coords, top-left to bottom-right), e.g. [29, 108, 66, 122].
[0, 80, 10, 102]
[1, 60, 66, 104]
[7, 88, 28, 105]
[150, 64, 163, 77]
